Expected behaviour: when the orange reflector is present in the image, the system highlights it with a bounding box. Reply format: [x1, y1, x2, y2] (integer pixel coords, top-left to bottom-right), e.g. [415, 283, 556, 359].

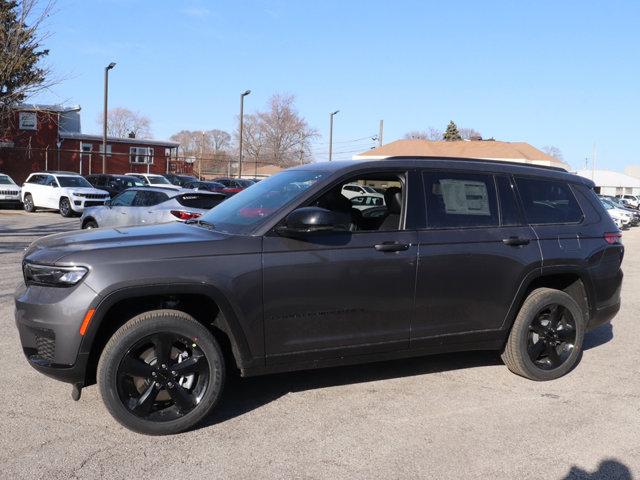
[79, 308, 96, 336]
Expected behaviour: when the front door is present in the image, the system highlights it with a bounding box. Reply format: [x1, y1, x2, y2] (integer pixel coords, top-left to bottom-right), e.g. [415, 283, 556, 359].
[262, 171, 418, 365]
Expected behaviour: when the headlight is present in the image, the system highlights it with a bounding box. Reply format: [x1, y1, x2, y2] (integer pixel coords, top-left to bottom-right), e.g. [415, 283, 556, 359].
[23, 263, 88, 287]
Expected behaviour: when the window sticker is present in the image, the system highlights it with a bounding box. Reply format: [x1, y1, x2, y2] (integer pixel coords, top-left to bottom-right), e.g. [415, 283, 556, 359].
[439, 179, 490, 216]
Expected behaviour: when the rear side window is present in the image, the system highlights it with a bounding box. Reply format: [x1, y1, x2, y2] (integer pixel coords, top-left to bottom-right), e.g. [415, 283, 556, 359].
[515, 177, 583, 224]
[177, 194, 225, 209]
[423, 171, 499, 228]
[134, 191, 169, 207]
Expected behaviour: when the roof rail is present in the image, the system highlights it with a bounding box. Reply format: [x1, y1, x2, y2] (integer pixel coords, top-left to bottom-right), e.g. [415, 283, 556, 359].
[383, 156, 568, 172]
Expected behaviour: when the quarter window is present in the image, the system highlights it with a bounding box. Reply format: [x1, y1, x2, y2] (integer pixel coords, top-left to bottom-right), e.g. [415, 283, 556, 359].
[423, 171, 499, 228]
[515, 177, 583, 224]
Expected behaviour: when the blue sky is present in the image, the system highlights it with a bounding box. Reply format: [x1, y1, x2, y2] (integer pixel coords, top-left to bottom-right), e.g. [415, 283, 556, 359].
[33, 0, 640, 170]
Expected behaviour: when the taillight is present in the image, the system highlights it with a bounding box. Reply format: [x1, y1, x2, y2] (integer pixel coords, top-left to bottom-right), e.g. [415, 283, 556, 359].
[604, 232, 622, 244]
[170, 210, 201, 220]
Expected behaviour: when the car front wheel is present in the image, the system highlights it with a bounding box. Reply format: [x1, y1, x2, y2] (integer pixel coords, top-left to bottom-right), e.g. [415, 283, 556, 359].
[501, 287, 585, 381]
[59, 197, 73, 217]
[83, 219, 98, 229]
[97, 309, 225, 435]
[23, 194, 36, 212]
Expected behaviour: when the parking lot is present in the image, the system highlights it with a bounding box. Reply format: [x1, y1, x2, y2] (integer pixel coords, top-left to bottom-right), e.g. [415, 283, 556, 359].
[0, 210, 639, 480]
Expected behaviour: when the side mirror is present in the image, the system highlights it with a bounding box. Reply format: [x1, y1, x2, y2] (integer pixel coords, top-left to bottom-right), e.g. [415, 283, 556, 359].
[105, 199, 112, 207]
[276, 207, 345, 238]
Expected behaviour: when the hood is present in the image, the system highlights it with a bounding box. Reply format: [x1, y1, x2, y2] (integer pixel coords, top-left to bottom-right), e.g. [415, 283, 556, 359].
[23, 221, 239, 265]
[68, 187, 109, 195]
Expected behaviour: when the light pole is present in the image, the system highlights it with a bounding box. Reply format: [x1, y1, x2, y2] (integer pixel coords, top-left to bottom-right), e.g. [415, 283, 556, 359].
[329, 110, 339, 161]
[238, 89, 251, 178]
[102, 62, 116, 173]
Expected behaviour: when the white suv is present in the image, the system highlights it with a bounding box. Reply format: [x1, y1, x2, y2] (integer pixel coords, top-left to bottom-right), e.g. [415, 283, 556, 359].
[0, 173, 22, 208]
[341, 183, 385, 200]
[22, 171, 110, 217]
[616, 194, 640, 209]
[124, 173, 181, 190]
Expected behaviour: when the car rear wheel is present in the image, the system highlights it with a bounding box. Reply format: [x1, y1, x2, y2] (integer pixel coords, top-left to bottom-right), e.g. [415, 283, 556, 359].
[97, 309, 225, 435]
[59, 197, 73, 217]
[502, 288, 585, 381]
[83, 219, 98, 229]
[23, 194, 36, 212]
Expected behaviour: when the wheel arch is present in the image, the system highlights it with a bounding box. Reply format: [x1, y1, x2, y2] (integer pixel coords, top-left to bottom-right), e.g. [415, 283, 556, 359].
[504, 267, 593, 335]
[80, 283, 257, 386]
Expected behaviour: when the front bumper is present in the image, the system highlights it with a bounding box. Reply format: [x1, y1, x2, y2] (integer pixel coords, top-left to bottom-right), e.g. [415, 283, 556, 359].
[14, 280, 99, 385]
[70, 197, 109, 212]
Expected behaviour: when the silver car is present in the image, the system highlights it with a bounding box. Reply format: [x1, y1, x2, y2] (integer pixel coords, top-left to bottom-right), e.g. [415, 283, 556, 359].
[80, 187, 225, 229]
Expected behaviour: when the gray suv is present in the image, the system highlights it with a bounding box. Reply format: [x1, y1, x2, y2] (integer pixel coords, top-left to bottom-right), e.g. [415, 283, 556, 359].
[14, 158, 624, 435]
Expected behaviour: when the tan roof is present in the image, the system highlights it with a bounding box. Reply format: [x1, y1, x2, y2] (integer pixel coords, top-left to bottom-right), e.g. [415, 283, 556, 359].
[354, 139, 569, 170]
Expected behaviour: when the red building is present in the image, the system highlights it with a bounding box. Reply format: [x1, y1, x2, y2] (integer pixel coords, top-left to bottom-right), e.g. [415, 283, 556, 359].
[0, 104, 190, 184]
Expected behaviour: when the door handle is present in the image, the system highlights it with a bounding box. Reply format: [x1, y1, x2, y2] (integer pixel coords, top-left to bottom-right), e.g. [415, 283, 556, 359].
[502, 236, 530, 246]
[374, 241, 410, 252]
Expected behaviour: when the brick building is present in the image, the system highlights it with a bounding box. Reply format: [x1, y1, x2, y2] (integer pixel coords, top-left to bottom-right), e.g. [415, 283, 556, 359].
[0, 104, 190, 184]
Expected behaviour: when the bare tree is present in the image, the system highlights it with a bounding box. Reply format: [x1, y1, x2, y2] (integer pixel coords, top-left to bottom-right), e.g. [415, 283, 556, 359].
[403, 127, 443, 141]
[0, 0, 55, 135]
[209, 128, 231, 152]
[170, 129, 233, 176]
[99, 107, 152, 139]
[236, 94, 319, 168]
[541, 145, 564, 161]
[459, 127, 482, 140]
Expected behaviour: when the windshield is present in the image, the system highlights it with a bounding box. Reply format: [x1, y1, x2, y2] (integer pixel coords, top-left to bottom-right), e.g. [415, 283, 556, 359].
[148, 176, 171, 185]
[199, 170, 326, 234]
[57, 176, 93, 188]
[0, 175, 15, 185]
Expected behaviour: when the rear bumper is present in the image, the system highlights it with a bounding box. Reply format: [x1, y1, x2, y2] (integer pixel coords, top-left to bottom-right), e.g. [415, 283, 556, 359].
[587, 300, 620, 332]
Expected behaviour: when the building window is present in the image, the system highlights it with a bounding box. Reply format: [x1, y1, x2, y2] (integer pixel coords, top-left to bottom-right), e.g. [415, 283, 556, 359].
[130, 146, 154, 164]
[18, 112, 37, 130]
[98, 144, 112, 157]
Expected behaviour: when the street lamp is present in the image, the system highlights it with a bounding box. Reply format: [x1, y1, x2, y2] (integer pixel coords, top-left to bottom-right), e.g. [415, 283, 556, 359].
[238, 89, 251, 178]
[329, 110, 339, 161]
[102, 62, 116, 173]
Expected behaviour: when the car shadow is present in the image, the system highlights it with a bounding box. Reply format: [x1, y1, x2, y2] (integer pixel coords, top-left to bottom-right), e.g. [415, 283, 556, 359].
[199, 350, 502, 429]
[562, 459, 632, 479]
[583, 323, 614, 351]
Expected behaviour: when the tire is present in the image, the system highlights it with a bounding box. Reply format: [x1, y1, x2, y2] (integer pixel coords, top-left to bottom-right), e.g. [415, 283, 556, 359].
[97, 309, 225, 435]
[501, 288, 585, 381]
[83, 219, 98, 229]
[23, 194, 36, 212]
[59, 197, 73, 217]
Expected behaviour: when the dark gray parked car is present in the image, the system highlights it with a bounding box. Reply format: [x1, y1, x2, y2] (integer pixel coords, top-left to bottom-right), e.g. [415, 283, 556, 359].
[14, 158, 623, 435]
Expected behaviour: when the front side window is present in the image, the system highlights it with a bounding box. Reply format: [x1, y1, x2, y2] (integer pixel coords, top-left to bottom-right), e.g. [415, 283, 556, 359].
[111, 190, 138, 207]
[515, 177, 583, 224]
[423, 171, 499, 228]
[199, 170, 327, 235]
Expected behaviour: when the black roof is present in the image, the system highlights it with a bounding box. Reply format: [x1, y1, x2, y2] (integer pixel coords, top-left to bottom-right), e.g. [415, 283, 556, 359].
[288, 157, 593, 187]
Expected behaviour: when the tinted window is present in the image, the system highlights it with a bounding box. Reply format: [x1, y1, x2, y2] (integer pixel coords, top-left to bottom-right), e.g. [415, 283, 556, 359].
[111, 190, 137, 206]
[134, 191, 169, 206]
[495, 175, 523, 226]
[44, 176, 57, 187]
[423, 171, 499, 228]
[515, 177, 583, 224]
[177, 193, 225, 209]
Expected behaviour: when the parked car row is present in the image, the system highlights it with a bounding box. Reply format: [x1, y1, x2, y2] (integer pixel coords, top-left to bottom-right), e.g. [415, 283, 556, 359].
[1, 170, 259, 217]
[599, 195, 640, 229]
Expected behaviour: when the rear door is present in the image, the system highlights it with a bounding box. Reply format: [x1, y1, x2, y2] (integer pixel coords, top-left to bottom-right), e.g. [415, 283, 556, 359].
[412, 170, 542, 342]
[135, 191, 170, 225]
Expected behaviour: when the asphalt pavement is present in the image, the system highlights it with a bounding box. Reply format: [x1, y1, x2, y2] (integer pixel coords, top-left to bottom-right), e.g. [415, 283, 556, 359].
[0, 209, 638, 480]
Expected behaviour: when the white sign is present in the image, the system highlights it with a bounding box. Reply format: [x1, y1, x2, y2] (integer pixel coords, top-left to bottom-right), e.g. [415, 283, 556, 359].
[440, 179, 490, 216]
[18, 112, 37, 130]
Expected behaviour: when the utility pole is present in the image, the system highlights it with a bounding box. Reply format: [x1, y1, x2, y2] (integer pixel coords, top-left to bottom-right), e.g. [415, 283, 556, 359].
[378, 119, 384, 148]
[238, 89, 251, 178]
[329, 110, 339, 161]
[592, 143, 597, 182]
[102, 62, 116, 173]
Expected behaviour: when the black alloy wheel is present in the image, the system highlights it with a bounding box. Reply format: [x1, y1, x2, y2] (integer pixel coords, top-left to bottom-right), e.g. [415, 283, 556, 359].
[98, 310, 225, 435]
[116, 333, 209, 421]
[526, 304, 576, 370]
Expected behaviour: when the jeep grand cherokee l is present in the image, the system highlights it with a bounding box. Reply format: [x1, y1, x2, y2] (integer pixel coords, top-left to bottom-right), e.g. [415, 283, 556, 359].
[14, 158, 623, 435]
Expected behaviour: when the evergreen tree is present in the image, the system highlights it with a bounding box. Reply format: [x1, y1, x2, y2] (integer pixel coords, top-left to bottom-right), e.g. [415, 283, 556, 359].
[0, 0, 50, 132]
[443, 121, 462, 141]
